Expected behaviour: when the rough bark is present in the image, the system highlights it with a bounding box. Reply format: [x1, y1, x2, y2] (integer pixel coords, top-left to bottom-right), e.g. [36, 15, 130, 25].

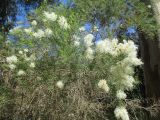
[143, 0, 160, 98]
[139, 32, 160, 98]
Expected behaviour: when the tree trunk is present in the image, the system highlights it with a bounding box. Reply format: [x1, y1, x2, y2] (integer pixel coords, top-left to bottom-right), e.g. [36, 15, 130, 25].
[144, 0, 160, 98]
[139, 0, 160, 119]
[139, 32, 160, 98]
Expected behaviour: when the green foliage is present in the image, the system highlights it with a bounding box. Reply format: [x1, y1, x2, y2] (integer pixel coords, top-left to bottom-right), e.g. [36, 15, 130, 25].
[74, 0, 157, 38]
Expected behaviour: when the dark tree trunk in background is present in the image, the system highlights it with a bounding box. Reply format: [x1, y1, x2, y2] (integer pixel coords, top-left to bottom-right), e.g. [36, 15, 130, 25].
[139, 0, 160, 98]
[139, 31, 160, 119]
[139, 2, 160, 120]
[139, 32, 160, 98]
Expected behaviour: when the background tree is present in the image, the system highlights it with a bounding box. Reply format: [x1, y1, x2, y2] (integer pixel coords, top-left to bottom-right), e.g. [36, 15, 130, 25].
[0, 0, 17, 33]
[144, 0, 160, 98]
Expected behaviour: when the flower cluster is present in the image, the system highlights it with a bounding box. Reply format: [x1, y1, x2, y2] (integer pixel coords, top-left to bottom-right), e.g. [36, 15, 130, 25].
[98, 79, 110, 93]
[9, 11, 70, 40]
[56, 80, 64, 89]
[73, 30, 142, 119]
[96, 38, 117, 55]
[21, 12, 70, 39]
[114, 106, 129, 120]
[73, 35, 81, 46]
[23, 20, 53, 39]
[6, 55, 18, 64]
[116, 90, 127, 100]
[108, 40, 142, 93]
[24, 28, 32, 34]
[6, 49, 36, 76]
[17, 69, 26, 76]
[31, 20, 37, 26]
[6, 55, 18, 70]
[8, 64, 16, 70]
[58, 16, 70, 29]
[43, 11, 70, 30]
[33, 29, 45, 38]
[84, 34, 94, 47]
[95, 38, 142, 89]
[73, 31, 95, 60]
[97, 39, 142, 120]
[43, 11, 57, 21]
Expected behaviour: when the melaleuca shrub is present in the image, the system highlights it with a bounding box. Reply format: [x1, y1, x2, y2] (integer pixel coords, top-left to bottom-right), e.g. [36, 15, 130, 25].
[2, 5, 142, 120]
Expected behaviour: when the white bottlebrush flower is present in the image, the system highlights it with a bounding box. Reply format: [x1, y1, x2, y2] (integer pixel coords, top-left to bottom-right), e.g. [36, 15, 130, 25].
[31, 20, 37, 26]
[116, 90, 127, 100]
[29, 54, 36, 61]
[24, 49, 29, 52]
[147, 5, 151, 8]
[79, 26, 85, 31]
[116, 40, 136, 54]
[123, 75, 135, 90]
[130, 58, 143, 66]
[122, 57, 142, 67]
[74, 40, 80, 46]
[73, 35, 81, 46]
[96, 39, 111, 53]
[33, 29, 45, 38]
[25, 57, 30, 61]
[97, 37, 139, 58]
[114, 106, 129, 120]
[9, 26, 21, 33]
[56, 80, 64, 89]
[24, 28, 32, 34]
[111, 38, 118, 48]
[17, 70, 26, 76]
[73, 35, 80, 41]
[124, 66, 134, 75]
[84, 34, 94, 47]
[98, 79, 110, 93]
[9, 64, 16, 70]
[6, 55, 18, 63]
[58, 16, 70, 29]
[116, 40, 142, 66]
[18, 50, 23, 54]
[96, 40, 105, 52]
[85, 47, 94, 60]
[29, 62, 35, 68]
[43, 11, 57, 21]
[45, 28, 53, 36]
